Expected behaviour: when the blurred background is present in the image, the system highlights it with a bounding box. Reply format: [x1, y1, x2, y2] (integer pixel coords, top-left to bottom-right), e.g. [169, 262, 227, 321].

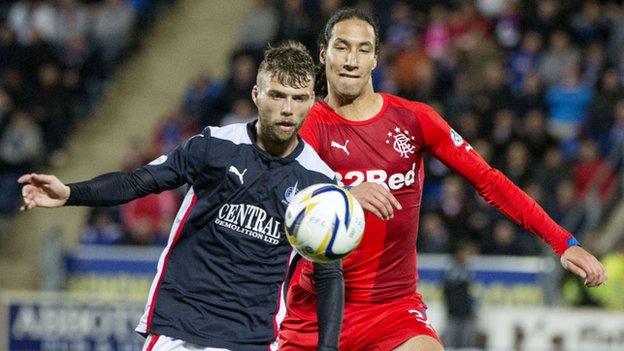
[0, 0, 623, 350]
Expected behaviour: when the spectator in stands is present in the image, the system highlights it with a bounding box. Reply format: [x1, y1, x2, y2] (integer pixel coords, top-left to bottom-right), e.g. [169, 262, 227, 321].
[503, 141, 532, 187]
[518, 109, 557, 159]
[588, 68, 623, 141]
[512, 70, 546, 118]
[581, 42, 607, 87]
[482, 219, 522, 256]
[0, 110, 42, 170]
[276, 0, 313, 49]
[423, 5, 450, 61]
[35, 63, 71, 154]
[80, 209, 124, 245]
[93, 0, 137, 65]
[121, 191, 179, 246]
[489, 109, 516, 161]
[0, 89, 13, 126]
[550, 179, 578, 223]
[546, 64, 594, 141]
[0, 110, 42, 214]
[444, 72, 473, 118]
[183, 70, 224, 126]
[240, 0, 278, 53]
[573, 139, 616, 202]
[7, 0, 56, 45]
[525, 0, 562, 45]
[608, 100, 624, 146]
[494, 1, 521, 49]
[508, 31, 542, 93]
[534, 146, 571, 197]
[220, 98, 256, 126]
[151, 107, 196, 156]
[539, 30, 580, 87]
[54, 0, 89, 46]
[438, 176, 469, 240]
[0, 24, 22, 73]
[418, 213, 449, 254]
[443, 240, 478, 348]
[385, 1, 416, 51]
[455, 110, 480, 142]
[220, 52, 256, 113]
[394, 32, 435, 102]
[473, 61, 513, 120]
[571, 1, 610, 46]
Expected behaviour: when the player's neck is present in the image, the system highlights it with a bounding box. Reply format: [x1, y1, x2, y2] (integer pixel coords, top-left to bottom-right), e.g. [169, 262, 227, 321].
[325, 86, 382, 122]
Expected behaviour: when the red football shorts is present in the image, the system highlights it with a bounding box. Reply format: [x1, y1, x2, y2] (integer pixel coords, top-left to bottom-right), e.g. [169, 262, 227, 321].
[279, 284, 441, 351]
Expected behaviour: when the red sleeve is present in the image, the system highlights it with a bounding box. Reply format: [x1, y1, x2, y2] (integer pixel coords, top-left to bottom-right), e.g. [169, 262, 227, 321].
[300, 106, 323, 154]
[416, 104, 577, 256]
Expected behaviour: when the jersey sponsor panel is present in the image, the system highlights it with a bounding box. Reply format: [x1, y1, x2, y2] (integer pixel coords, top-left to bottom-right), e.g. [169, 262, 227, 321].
[335, 162, 417, 191]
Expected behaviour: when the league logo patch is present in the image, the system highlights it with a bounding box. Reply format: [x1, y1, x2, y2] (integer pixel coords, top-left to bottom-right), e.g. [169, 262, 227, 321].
[450, 129, 473, 151]
[450, 129, 464, 147]
[385, 127, 416, 158]
[282, 181, 299, 205]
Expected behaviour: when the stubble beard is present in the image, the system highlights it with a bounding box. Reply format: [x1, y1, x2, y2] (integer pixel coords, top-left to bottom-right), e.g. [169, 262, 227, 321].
[260, 119, 300, 146]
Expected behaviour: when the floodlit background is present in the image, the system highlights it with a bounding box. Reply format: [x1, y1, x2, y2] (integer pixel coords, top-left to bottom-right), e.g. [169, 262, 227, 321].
[0, 0, 623, 350]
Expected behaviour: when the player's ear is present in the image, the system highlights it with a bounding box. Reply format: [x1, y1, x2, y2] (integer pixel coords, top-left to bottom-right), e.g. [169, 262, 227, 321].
[373, 54, 378, 70]
[251, 85, 259, 106]
[319, 46, 326, 65]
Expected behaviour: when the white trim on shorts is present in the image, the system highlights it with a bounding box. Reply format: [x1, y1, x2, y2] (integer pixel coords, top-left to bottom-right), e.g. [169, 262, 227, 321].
[142, 334, 231, 351]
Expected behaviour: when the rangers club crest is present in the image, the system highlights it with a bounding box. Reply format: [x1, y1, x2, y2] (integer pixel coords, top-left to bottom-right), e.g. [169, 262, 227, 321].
[386, 127, 416, 158]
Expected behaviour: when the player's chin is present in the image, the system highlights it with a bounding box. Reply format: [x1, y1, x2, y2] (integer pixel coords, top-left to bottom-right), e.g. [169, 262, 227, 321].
[337, 85, 365, 99]
[271, 129, 297, 143]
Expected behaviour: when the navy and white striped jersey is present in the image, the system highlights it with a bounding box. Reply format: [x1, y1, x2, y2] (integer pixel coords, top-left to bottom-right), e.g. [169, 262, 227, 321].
[132, 122, 336, 350]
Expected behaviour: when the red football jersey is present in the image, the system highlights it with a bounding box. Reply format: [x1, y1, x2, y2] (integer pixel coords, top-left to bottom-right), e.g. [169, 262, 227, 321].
[296, 93, 575, 303]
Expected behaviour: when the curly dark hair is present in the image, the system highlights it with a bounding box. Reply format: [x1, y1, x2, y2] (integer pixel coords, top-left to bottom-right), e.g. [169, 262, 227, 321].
[258, 41, 315, 89]
[316, 8, 380, 96]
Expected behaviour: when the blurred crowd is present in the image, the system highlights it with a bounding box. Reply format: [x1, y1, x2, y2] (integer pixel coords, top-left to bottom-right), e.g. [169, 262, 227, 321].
[104, 0, 624, 254]
[3, 0, 624, 256]
[0, 0, 174, 227]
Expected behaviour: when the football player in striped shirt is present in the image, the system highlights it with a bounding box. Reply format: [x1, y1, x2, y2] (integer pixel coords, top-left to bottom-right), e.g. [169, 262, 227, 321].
[20, 41, 343, 351]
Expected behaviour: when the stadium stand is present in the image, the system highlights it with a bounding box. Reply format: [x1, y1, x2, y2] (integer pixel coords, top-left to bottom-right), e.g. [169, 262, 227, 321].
[2, 1, 624, 350]
[80, 0, 624, 267]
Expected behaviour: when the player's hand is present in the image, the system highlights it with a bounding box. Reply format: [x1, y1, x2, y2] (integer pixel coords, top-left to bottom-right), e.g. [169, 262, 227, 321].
[348, 182, 401, 220]
[18, 173, 70, 211]
[560, 246, 607, 287]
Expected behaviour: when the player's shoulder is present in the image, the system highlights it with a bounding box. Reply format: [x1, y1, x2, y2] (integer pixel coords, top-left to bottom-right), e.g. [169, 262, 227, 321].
[204, 123, 252, 145]
[294, 140, 335, 181]
[383, 93, 436, 115]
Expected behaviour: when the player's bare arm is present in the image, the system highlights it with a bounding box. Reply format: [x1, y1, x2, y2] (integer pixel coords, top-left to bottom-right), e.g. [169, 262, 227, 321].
[349, 182, 402, 220]
[18, 173, 70, 211]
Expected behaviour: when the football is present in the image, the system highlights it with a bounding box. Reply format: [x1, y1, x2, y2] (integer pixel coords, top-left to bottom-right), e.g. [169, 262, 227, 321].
[285, 183, 365, 263]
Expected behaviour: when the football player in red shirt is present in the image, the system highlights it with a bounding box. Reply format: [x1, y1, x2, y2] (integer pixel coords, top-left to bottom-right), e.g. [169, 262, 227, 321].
[279, 8, 607, 351]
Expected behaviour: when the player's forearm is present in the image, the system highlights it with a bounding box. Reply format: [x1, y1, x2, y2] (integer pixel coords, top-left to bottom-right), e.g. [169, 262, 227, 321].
[314, 261, 344, 350]
[65, 168, 160, 207]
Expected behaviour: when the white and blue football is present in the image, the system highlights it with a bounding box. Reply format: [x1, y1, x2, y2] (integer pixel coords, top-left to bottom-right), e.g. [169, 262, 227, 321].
[285, 183, 365, 262]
